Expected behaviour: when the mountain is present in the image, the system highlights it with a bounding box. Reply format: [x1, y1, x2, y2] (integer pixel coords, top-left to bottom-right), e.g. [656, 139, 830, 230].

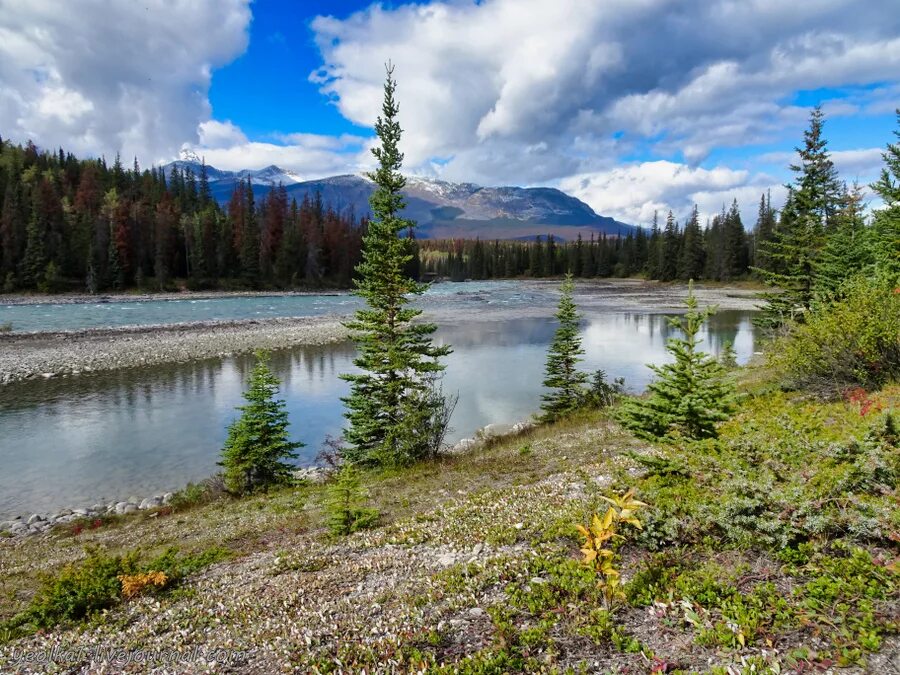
[162, 157, 636, 240]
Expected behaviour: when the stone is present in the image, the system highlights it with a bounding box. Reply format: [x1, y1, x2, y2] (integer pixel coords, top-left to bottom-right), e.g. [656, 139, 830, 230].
[139, 496, 162, 510]
[113, 501, 129, 514]
[436, 552, 457, 567]
[27, 514, 43, 525]
[292, 467, 327, 484]
[73, 508, 89, 516]
[447, 438, 477, 455]
[468, 607, 486, 617]
[530, 577, 547, 585]
[472, 543, 484, 556]
[162, 492, 174, 505]
[478, 423, 513, 439]
[513, 522, 524, 530]
[122, 504, 138, 514]
[58, 508, 73, 517]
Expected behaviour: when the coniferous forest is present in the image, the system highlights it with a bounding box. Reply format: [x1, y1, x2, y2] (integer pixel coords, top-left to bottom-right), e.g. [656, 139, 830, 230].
[0, 138, 365, 293]
[1, 106, 898, 294]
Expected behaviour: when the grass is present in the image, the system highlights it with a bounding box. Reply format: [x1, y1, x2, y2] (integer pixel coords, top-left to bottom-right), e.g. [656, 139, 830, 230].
[0, 377, 897, 672]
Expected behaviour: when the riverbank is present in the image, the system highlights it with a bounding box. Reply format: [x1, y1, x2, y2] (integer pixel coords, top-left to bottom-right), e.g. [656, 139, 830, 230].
[0, 316, 349, 385]
[1, 379, 897, 673]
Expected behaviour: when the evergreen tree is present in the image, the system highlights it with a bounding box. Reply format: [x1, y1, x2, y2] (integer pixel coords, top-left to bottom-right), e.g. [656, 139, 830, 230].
[617, 282, 736, 440]
[752, 191, 776, 271]
[755, 107, 844, 326]
[678, 205, 705, 280]
[813, 183, 872, 300]
[219, 351, 302, 494]
[340, 66, 451, 466]
[870, 109, 900, 284]
[539, 273, 589, 422]
[323, 463, 378, 536]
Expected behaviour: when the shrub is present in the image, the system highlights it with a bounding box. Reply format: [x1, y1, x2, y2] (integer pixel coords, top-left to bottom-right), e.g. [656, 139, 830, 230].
[575, 489, 647, 608]
[0, 322, 11, 333]
[769, 276, 900, 394]
[583, 369, 625, 409]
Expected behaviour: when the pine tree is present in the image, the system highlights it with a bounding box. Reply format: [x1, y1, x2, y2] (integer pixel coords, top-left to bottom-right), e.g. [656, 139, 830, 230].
[617, 282, 736, 440]
[752, 191, 776, 271]
[219, 351, 302, 495]
[539, 273, 589, 422]
[340, 66, 451, 466]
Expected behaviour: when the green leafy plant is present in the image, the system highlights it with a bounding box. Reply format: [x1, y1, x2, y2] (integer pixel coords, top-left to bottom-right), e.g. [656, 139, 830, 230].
[220, 350, 303, 494]
[576, 489, 647, 608]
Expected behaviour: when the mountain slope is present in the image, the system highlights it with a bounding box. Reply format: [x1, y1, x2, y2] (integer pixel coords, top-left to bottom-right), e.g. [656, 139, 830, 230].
[162, 160, 637, 240]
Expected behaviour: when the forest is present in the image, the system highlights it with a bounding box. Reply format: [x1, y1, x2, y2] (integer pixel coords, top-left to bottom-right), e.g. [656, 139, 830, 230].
[0, 106, 895, 294]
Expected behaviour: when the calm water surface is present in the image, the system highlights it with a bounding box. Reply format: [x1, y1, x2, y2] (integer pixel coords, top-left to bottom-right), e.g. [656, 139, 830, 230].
[0, 305, 756, 517]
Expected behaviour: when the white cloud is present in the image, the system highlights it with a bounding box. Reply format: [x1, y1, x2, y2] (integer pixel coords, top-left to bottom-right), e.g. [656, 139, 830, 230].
[309, 0, 900, 185]
[559, 161, 784, 226]
[0, 0, 251, 164]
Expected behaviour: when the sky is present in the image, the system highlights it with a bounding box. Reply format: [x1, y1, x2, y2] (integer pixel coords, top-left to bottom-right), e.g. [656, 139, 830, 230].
[1, 0, 898, 226]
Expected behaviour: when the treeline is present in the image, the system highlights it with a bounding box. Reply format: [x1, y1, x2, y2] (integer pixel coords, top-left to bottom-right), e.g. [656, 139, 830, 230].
[420, 198, 758, 282]
[0, 138, 366, 293]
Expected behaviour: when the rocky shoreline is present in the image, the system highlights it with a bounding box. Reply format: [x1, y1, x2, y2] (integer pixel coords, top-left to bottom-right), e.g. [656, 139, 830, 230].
[0, 316, 350, 385]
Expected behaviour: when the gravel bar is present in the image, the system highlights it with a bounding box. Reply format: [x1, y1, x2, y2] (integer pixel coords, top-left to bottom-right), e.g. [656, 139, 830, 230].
[0, 316, 350, 385]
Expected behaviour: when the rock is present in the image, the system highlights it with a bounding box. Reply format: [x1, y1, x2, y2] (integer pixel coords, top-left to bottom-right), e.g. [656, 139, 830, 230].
[122, 504, 138, 515]
[113, 501, 129, 514]
[511, 420, 535, 434]
[447, 438, 478, 455]
[139, 496, 162, 510]
[468, 607, 486, 617]
[513, 522, 524, 530]
[27, 514, 43, 525]
[436, 552, 457, 567]
[478, 423, 513, 439]
[292, 467, 327, 484]
[58, 508, 73, 517]
[162, 492, 174, 505]
[472, 543, 484, 556]
[73, 507, 89, 516]
[530, 577, 547, 585]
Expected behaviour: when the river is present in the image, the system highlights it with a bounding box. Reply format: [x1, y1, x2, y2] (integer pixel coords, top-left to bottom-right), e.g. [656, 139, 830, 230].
[0, 281, 759, 517]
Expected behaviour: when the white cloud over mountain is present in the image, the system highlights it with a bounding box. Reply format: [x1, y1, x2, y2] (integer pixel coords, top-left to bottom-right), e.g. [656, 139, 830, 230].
[1, 0, 897, 224]
[0, 0, 250, 164]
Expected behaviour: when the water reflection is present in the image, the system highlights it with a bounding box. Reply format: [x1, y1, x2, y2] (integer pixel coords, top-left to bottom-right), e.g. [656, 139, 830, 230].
[0, 312, 755, 517]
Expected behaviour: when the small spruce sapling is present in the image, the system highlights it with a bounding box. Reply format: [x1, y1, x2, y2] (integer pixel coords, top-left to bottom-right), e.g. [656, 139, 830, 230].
[219, 351, 302, 494]
[539, 273, 589, 422]
[617, 281, 737, 440]
[324, 463, 378, 536]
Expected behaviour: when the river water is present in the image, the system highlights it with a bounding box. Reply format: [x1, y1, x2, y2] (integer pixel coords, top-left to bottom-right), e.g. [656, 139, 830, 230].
[0, 282, 758, 517]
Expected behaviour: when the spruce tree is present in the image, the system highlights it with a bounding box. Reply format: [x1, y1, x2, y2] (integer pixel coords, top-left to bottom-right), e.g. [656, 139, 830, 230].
[678, 205, 705, 280]
[340, 66, 451, 466]
[755, 107, 845, 326]
[870, 109, 900, 284]
[220, 351, 302, 494]
[539, 273, 589, 422]
[617, 282, 736, 440]
[814, 183, 872, 300]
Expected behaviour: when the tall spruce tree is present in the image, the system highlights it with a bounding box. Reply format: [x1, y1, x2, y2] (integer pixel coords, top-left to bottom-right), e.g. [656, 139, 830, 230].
[617, 282, 736, 440]
[755, 107, 844, 326]
[219, 351, 302, 495]
[813, 183, 872, 300]
[340, 66, 451, 466]
[539, 273, 589, 422]
[678, 205, 705, 280]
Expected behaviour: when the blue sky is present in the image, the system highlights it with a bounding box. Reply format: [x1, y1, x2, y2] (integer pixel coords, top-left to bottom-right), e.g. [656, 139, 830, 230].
[1, 0, 898, 225]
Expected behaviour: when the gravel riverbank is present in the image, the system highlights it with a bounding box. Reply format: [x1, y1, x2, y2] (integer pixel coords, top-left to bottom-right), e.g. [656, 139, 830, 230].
[0, 316, 350, 385]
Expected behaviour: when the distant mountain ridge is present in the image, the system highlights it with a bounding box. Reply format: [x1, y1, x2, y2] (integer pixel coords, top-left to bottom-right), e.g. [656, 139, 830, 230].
[162, 157, 636, 240]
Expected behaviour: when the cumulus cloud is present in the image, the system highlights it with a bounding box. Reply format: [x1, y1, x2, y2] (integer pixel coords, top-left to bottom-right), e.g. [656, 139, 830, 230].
[310, 0, 900, 185]
[559, 161, 785, 226]
[0, 0, 251, 164]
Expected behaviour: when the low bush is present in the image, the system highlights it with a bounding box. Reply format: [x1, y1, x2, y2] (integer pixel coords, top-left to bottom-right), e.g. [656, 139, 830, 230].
[0, 545, 228, 639]
[769, 276, 900, 394]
